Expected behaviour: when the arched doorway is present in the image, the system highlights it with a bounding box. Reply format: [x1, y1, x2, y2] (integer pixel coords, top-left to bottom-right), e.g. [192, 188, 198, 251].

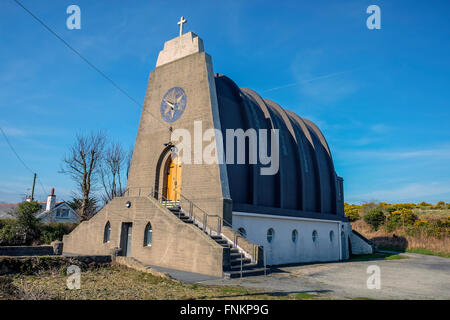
[163, 156, 182, 201]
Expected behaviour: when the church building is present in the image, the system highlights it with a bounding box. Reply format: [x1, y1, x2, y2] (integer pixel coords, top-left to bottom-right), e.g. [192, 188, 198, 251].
[63, 18, 371, 278]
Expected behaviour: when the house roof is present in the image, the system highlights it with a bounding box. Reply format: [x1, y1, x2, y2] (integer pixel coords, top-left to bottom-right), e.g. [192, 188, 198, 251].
[0, 201, 65, 219]
[35, 202, 80, 220]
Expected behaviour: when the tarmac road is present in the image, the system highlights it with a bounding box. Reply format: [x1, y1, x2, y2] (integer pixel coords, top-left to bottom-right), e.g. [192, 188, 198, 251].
[200, 252, 450, 300]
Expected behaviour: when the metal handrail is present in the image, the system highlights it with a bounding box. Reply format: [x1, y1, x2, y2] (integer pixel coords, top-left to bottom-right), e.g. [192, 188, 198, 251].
[174, 189, 260, 264]
[126, 186, 260, 264]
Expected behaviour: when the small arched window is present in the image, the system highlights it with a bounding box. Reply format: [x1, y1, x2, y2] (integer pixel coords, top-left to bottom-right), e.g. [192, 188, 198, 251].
[312, 230, 318, 243]
[237, 227, 247, 238]
[267, 228, 275, 243]
[144, 223, 152, 247]
[103, 221, 111, 243]
[292, 229, 298, 243]
[329, 230, 335, 243]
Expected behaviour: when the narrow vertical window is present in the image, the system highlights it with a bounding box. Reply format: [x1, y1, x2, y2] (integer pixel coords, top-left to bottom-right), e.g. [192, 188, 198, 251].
[104, 221, 111, 243]
[267, 228, 275, 243]
[312, 230, 318, 243]
[292, 229, 298, 243]
[144, 223, 153, 247]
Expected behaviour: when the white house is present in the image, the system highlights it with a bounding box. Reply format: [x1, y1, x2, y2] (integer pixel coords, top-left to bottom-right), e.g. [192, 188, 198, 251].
[35, 188, 80, 223]
[0, 188, 80, 223]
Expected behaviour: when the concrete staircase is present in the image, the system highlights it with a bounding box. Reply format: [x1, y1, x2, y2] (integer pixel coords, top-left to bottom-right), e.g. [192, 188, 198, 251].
[164, 203, 268, 278]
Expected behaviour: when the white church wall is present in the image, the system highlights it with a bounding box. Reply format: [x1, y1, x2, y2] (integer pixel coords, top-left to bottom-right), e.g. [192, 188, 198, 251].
[232, 212, 343, 265]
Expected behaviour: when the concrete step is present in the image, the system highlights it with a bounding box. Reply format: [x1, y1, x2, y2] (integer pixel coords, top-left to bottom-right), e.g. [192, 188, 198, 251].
[224, 267, 269, 279]
[230, 253, 244, 260]
[214, 239, 229, 246]
[230, 263, 259, 271]
[230, 257, 251, 266]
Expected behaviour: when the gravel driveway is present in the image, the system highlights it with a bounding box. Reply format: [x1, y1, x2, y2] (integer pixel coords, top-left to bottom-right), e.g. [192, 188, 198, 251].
[200, 252, 450, 300]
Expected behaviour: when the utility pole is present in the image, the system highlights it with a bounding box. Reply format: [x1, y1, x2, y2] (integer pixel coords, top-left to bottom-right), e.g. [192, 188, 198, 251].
[31, 173, 36, 201]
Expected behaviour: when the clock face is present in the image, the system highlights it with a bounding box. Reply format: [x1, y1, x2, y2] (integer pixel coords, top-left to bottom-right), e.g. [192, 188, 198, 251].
[160, 87, 187, 123]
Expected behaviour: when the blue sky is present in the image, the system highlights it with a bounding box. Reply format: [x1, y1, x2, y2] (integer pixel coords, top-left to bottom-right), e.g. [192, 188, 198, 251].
[1, 0, 449, 204]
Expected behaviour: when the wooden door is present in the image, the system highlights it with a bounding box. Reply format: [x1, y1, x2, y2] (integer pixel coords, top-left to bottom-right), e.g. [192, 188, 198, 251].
[167, 157, 182, 201]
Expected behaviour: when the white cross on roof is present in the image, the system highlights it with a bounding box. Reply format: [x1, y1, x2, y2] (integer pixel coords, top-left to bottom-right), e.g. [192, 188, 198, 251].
[177, 16, 187, 36]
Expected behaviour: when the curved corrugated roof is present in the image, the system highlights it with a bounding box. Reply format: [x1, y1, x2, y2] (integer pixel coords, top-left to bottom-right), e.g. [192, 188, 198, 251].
[214, 74, 342, 216]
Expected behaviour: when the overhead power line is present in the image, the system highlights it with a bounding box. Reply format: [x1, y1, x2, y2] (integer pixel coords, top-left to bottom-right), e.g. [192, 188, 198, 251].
[0, 127, 48, 197]
[12, 0, 171, 130]
[7, 0, 176, 199]
[13, 0, 141, 107]
[0, 127, 34, 173]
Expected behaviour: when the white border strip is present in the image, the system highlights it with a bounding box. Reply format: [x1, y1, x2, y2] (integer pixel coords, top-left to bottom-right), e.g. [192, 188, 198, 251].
[233, 211, 341, 224]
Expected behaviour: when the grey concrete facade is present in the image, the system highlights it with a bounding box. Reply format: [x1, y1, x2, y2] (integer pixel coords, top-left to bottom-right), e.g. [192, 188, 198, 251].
[63, 196, 227, 277]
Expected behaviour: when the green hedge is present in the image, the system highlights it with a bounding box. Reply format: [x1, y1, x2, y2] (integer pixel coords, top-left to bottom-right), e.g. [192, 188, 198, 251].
[0, 220, 78, 246]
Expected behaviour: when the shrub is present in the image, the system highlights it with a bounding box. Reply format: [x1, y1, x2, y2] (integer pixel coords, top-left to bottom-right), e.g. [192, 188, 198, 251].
[15, 201, 42, 245]
[414, 219, 428, 228]
[417, 201, 432, 208]
[433, 201, 446, 209]
[40, 223, 78, 244]
[363, 209, 385, 231]
[0, 220, 25, 246]
[360, 202, 378, 216]
[385, 208, 418, 232]
[0, 206, 77, 245]
[344, 203, 361, 222]
[384, 206, 397, 214]
[400, 208, 418, 225]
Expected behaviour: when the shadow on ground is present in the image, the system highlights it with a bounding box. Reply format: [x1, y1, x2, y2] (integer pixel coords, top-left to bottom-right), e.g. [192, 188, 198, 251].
[203, 289, 333, 300]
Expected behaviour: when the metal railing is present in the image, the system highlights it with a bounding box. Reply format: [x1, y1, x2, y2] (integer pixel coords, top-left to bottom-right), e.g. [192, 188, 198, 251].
[125, 186, 261, 264]
[173, 189, 261, 264]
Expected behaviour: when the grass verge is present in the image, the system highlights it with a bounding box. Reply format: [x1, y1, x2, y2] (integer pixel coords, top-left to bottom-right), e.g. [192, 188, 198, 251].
[377, 245, 450, 258]
[350, 252, 407, 261]
[0, 265, 321, 300]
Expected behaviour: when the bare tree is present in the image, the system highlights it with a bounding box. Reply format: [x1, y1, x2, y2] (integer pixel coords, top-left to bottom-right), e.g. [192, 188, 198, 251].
[60, 131, 106, 221]
[100, 141, 127, 204]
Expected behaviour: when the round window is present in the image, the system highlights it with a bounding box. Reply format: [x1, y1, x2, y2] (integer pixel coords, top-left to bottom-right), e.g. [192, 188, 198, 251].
[329, 230, 334, 242]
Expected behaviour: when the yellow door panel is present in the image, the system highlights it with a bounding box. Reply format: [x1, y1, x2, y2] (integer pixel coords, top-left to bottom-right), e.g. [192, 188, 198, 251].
[166, 157, 182, 201]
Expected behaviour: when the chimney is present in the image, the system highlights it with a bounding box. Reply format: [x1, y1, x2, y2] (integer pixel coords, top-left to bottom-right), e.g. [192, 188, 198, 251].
[46, 188, 56, 211]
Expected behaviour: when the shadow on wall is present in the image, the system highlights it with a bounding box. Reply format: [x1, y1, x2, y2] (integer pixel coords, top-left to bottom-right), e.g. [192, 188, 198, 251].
[370, 235, 409, 252]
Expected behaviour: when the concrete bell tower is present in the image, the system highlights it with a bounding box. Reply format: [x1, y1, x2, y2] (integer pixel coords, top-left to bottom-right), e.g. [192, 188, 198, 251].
[126, 28, 231, 222]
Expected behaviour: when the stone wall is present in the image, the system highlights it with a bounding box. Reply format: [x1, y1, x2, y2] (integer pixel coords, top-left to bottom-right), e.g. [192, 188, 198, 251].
[0, 245, 54, 256]
[0, 255, 111, 275]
